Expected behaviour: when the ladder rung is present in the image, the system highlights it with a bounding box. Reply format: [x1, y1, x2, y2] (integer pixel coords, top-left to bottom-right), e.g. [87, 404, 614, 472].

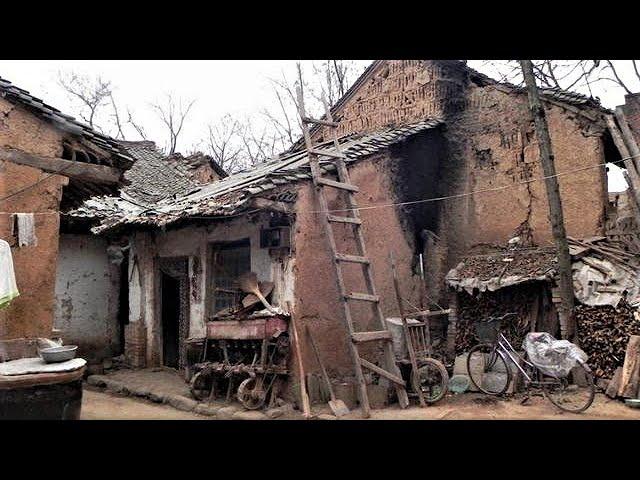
[352, 330, 392, 343]
[335, 253, 369, 264]
[317, 178, 359, 192]
[327, 214, 361, 225]
[359, 357, 406, 387]
[302, 116, 338, 128]
[309, 149, 346, 159]
[345, 293, 379, 302]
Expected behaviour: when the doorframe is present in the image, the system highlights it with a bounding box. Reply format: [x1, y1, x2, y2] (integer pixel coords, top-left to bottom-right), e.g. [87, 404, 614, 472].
[157, 256, 190, 370]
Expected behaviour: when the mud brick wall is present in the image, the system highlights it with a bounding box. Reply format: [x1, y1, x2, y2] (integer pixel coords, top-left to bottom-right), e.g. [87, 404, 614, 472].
[295, 60, 609, 382]
[621, 93, 640, 144]
[0, 97, 68, 339]
[453, 83, 608, 247]
[293, 153, 430, 376]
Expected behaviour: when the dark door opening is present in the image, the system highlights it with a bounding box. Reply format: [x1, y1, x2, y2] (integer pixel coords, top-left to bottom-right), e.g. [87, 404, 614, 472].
[117, 255, 129, 356]
[161, 272, 181, 368]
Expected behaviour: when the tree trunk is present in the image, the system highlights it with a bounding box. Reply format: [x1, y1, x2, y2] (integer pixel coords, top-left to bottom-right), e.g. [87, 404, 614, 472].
[519, 60, 576, 340]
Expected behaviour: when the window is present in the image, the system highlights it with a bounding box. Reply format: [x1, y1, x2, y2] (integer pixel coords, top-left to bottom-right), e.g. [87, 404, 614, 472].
[209, 239, 251, 315]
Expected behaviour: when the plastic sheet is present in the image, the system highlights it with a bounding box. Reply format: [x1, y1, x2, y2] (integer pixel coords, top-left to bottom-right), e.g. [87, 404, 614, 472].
[523, 332, 588, 378]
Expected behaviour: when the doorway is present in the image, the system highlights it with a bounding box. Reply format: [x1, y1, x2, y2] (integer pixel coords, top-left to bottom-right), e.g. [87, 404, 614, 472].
[159, 257, 189, 369]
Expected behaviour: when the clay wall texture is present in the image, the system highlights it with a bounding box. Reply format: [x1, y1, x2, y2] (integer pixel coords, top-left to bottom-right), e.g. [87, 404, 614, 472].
[0, 97, 68, 339]
[294, 60, 609, 379]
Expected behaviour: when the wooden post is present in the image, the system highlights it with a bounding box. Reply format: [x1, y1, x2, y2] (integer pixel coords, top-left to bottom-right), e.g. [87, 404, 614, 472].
[618, 335, 640, 398]
[287, 301, 311, 418]
[389, 251, 425, 407]
[520, 60, 575, 340]
[614, 107, 640, 174]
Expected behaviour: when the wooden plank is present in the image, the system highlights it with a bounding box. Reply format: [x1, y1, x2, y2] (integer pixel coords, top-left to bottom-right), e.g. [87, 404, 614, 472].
[410, 309, 452, 317]
[287, 301, 311, 419]
[345, 292, 379, 302]
[606, 366, 623, 399]
[360, 357, 406, 387]
[618, 335, 640, 398]
[352, 330, 392, 343]
[0, 147, 122, 184]
[317, 177, 359, 192]
[335, 253, 369, 264]
[249, 197, 294, 214]
[327, 214, 361, 225]
[302, 117, 338, 128]
[309, 149, 346, 159]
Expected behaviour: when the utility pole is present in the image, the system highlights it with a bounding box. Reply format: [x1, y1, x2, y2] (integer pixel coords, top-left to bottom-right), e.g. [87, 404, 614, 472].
[519, 60, 575, 340]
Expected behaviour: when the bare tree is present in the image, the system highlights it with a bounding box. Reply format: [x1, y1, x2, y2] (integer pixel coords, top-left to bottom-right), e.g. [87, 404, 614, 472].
[57, 72, 112, 129]
[204, 114, 245, 173]
[151, 93, 196, 154]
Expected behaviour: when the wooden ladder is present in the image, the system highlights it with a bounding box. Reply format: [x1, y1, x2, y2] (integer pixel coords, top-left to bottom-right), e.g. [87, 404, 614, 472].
[296, 87, 409, 418]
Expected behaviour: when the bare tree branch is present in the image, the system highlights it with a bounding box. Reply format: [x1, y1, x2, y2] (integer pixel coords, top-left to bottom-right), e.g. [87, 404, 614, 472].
[57, 72, 112, 129]
[150, 94, 196, 154]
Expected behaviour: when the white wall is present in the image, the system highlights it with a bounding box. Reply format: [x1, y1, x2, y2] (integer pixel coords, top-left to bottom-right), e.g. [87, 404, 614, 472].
[127, 213, 296, 365]
[54, 234, 121, 362]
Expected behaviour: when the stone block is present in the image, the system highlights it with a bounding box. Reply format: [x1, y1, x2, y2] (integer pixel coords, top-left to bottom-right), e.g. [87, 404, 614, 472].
[194, 403, 221, 417]
[86, 375, 107, 388]
[232, 410, 268, 421]
[217, 405, 239, 420]
[167, 394, 198, 412]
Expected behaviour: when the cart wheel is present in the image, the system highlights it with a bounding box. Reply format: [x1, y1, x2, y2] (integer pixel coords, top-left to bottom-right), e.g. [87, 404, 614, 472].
[415, 358, 449, 404]
[237, 376, 267, 410]
[190, 370, 213, 401]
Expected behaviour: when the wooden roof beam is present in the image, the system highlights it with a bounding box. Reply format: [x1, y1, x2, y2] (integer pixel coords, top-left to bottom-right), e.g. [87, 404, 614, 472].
[0, 147, 123, 184]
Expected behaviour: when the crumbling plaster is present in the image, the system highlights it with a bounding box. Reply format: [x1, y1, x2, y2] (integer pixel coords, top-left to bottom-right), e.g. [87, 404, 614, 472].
[126, 214, 295, 367]
[53, 234, 121, 362]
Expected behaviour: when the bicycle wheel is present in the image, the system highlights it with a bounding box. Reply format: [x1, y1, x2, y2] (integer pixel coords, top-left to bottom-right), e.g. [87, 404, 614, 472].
[467, 343, 512, 395]
[414, 358, 449, 404]
[541, 363, 595, 413]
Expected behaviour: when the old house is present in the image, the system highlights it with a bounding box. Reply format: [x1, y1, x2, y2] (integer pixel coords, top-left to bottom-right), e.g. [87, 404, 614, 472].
[58, 140, 227, 365]
[0, 77, 133, 344]
[70, 60, 626, 407]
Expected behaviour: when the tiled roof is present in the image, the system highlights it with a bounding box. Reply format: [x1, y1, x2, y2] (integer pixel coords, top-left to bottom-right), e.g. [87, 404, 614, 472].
[0, 76, 133, 167]
[118, 141, 200, 205]
[91, 119, 444, 233]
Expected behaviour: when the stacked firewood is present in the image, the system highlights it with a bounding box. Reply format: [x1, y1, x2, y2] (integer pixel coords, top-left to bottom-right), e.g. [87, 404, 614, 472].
[576, 301, 640, 379]
[455, 287, 533, 354]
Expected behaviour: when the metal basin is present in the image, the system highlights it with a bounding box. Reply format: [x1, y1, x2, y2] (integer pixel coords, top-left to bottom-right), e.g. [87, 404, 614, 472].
[39, 345, 78, 363]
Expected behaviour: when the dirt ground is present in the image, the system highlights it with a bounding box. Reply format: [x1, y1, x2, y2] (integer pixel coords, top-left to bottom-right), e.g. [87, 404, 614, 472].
[81, 388, 640, 420]
[360, 392, 640, 420]
[81, 389, 206, 420]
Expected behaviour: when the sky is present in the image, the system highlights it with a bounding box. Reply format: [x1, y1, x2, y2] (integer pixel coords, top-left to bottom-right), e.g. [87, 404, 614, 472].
[1, 59, 637, 191]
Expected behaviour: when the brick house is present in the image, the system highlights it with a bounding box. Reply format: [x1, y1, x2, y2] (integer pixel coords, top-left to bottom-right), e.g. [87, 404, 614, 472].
[71, 60, 624, 405]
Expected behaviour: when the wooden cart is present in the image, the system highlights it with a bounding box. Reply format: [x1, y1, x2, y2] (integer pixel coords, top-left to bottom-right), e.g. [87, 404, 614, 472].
[188, 316, 290, 410]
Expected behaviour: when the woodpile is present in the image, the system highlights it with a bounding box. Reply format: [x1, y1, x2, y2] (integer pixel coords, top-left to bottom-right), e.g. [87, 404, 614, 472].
[576, 301, 640, 379]
[455, 286, 534, 354]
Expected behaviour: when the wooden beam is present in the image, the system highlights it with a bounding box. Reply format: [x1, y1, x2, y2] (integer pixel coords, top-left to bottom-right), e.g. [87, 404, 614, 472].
[359, 357, 406, 387]
[249, 197, 294, 214]
[605, 116, 640, 217]
[0, 147, 122, 185]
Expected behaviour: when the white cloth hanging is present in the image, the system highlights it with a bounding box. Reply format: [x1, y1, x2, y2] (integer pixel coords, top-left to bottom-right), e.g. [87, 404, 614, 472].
[15, 213, 37, 247]
[0, 239, 19, 309]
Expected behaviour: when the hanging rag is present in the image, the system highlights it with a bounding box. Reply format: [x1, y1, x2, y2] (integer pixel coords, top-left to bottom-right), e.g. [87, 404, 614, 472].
[15, 213, 37, 247]
[0, 239, 19, 309]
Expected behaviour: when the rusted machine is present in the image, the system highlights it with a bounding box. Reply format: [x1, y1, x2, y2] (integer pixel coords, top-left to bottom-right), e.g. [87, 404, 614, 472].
[188, 316, 290, 410]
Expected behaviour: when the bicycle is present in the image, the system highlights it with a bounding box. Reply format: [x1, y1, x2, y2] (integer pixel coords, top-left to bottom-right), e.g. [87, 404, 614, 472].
[466, 313, 595, 413]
